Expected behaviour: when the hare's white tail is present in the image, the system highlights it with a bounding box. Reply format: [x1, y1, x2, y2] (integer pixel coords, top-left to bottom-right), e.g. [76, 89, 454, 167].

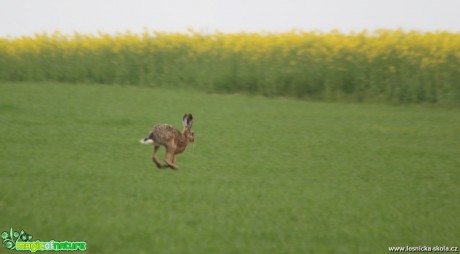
[139, 133, 155, 144]
[139, 138, 154, 144]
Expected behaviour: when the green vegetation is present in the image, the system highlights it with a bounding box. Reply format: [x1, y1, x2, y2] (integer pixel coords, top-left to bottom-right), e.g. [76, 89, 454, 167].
[1, 30, 459, 105]
[1, 82, 459, 253]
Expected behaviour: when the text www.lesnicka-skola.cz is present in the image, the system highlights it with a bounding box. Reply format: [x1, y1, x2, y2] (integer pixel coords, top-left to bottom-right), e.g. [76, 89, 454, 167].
[388, 246, 459, 252]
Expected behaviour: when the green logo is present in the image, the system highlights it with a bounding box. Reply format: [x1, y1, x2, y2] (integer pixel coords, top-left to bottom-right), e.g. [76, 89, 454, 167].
[1, 228, 86, 252]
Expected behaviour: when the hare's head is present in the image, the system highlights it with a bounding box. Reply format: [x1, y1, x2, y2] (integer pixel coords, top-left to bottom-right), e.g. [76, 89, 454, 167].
[182, 113, 195, 143]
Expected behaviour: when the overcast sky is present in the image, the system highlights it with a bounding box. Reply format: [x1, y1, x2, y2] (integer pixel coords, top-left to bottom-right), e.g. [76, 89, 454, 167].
[1, 0, 459, 37]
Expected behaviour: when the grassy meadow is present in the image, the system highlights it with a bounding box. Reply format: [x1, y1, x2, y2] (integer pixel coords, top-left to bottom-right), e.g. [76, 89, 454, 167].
[1, 82, 459, 253]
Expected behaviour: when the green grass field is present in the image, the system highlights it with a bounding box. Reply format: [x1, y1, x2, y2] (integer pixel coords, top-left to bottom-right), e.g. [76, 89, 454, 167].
[1, 82, 459, 253]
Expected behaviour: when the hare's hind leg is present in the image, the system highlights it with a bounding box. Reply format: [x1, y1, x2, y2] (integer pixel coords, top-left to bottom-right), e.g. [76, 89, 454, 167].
[164, 146, 178, 170]
[152, 145, 163, 169]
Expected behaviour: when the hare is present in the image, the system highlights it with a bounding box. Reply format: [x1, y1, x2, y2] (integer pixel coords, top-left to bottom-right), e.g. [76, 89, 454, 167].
[140, 113, 195, 169]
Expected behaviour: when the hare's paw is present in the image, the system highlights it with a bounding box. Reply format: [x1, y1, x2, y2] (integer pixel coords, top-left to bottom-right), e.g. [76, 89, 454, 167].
[163, 162, 178, 170]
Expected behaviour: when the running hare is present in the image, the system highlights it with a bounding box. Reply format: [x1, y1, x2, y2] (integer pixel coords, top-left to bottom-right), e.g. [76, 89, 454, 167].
[140, 113, 195, 169]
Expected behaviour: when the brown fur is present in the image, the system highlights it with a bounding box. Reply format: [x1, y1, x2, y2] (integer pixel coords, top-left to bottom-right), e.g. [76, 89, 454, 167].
[141, 114, 194, 170]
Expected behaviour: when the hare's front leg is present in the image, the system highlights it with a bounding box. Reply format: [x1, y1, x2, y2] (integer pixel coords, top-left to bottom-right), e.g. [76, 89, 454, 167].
[164, 146, 179, 169]
[152, 145, 163, 169]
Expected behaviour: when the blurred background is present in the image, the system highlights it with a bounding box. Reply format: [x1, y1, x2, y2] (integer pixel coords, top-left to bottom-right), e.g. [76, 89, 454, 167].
[1, 0, 460, 36]
[1, 0, 459, 104]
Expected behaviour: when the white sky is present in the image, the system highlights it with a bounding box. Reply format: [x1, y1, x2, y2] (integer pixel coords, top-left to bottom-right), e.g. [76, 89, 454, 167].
[1, 0, 459, 37]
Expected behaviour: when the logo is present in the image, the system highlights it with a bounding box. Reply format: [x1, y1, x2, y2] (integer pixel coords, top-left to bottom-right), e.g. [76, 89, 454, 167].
[2, 228, 86, 252]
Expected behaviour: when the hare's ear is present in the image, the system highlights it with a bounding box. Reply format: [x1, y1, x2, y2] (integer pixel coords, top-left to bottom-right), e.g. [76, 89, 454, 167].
[183, 113, 193, 129]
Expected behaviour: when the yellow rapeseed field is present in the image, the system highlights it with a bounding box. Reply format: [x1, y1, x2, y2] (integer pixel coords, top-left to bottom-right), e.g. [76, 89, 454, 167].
[1, 29, 459, 104]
